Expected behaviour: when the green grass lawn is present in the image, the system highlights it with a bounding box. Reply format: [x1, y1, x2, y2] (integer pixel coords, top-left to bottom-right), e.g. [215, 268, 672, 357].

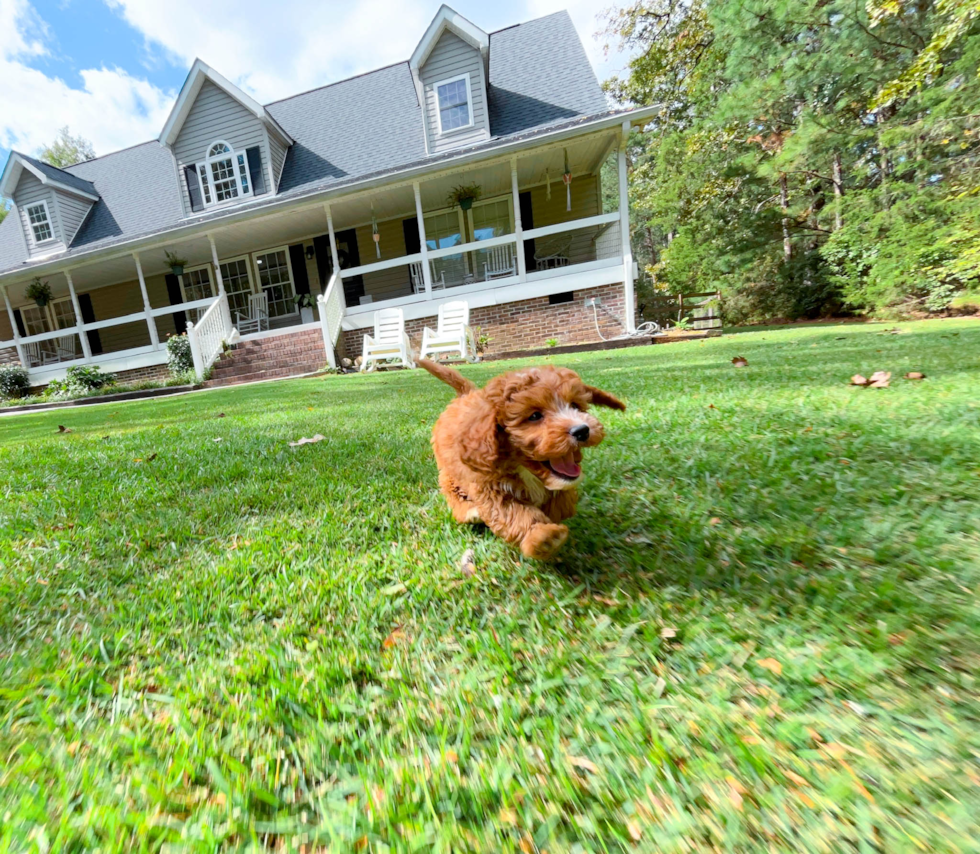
[2, 318, 979, 853]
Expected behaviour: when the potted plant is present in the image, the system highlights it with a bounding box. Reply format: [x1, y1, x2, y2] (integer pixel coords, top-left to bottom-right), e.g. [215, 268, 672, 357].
[164, 251, 188, 277]
[446, 183, 482, 211]
[295, 293, 315, 324]
[26, 277, 52, 308]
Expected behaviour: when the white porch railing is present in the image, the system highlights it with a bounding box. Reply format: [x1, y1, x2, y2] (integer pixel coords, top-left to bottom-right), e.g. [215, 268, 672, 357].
[187, 293, 233, 381]
[316, 271, 346, 369]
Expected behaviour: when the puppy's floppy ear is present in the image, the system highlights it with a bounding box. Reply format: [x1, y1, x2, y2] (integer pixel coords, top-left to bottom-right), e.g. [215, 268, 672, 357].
[585, 385, 626, 411]
[458, 393, 502, 472]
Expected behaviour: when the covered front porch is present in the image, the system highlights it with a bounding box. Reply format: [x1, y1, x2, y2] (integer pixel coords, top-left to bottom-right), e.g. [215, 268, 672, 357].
[0, 122, 635, 385]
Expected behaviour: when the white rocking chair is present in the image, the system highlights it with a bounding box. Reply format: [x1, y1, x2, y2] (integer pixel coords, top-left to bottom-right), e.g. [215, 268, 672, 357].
[410, 262, 446, 294]
[419, 300, 479, 363]
[483, 245, 517, 281]
[234, 293, 269, 335]
[24, 341, 56, 367]
[361, 308, 416, 372]
[55, 334, 77, 361]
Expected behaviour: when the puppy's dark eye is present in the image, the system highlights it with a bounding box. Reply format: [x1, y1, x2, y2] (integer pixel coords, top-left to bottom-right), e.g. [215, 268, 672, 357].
[527, 411, 544, 422]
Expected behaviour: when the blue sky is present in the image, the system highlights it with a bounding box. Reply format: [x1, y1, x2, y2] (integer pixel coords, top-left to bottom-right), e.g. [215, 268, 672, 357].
[0, 0, 625, 184]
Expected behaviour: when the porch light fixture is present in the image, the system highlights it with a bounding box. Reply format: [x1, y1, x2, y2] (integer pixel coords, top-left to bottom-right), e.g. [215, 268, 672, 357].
[305, 245, 315, 260]
[371, 206, 381, 258]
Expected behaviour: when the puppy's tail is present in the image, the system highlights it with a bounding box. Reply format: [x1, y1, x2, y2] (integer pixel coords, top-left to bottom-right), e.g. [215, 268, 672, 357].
[417, 358, 478, 397]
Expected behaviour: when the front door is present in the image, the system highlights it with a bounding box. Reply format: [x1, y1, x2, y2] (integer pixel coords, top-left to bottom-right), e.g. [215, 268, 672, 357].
[254, 248, 297, 318]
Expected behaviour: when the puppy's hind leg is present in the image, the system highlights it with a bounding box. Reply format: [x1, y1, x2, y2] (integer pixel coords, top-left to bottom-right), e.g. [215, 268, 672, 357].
[440, 473, 483, 524]
[478, 496, 569, 560]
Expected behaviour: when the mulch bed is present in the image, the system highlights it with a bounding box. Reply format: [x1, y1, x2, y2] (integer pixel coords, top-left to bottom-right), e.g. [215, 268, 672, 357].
[0, 384, 199, 415]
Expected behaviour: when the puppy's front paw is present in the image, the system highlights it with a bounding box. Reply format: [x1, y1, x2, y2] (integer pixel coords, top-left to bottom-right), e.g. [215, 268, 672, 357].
[521, 523, 569, 560]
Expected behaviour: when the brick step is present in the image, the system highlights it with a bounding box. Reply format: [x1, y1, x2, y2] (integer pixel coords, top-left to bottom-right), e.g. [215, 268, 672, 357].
[231, 334, 322, 351]
[211, 364, 324, 381]
[214, 350, 323, 367]
[212, 352, 325, 371]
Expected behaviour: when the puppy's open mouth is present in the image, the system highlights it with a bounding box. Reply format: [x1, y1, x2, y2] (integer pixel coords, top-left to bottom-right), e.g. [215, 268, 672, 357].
[544, 452, 582, 480]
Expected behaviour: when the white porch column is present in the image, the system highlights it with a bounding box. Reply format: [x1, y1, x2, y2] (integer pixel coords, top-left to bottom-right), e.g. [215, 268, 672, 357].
[1, 284, 27, 367]
[618, 120, 636, 333]
[64, 270, 92, 361]
[132, 253, 161, 350]
[208, 234, 233, 336]
[413, 181, 433, 299]
[324, 204, 342, 278]
[511, 157, 527, 282]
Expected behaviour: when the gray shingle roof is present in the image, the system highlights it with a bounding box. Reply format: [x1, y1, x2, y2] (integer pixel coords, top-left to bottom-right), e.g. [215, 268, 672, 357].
[16, 152, 99, 198]
[0, 10, 610, 276]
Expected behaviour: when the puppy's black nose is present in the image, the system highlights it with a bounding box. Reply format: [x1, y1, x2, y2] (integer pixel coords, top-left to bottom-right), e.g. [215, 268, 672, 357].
[570, 424, 590, 442]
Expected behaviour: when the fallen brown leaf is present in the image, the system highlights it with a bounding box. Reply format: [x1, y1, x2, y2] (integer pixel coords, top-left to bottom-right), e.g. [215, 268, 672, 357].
[660, 627, 677, 639]
[568, 755, 600, 774]
[869, 370, 891, 388]
[627, 819, 643, 842]
[731, 356, 748, 367]
[381, 628, 406, 650]
[57, 425, 72, 433]
[460, 548, 477, 577]
[147, 453, 157, 462]
[850, 374, 869, 386]
[289, 434, 326, 447]
[756, 657, 783, 676]
[904, 371, 925, 380]
[709, 516, 721, 526]
[216, 412, 226, 418]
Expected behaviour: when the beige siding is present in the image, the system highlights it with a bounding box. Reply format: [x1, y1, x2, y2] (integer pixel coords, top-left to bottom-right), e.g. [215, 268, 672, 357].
[0, 310, 12, 340]
[527, 179, 601, 267]
[173, 80, 270, 216]
[14, 172, 65, 257]
[57, 194, 94, 244]
[358, 218, 413, 303]
[420, 31, 489, 154]
[86, 280, 152, 353]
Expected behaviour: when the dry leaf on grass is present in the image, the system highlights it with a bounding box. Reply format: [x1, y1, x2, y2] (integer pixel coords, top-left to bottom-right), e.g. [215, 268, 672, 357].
[660, 627, 677, 639]
[850, 374, 869, 386]
[381, 627, 406, 650]
[568, 755, 600, 774]
[709, 516, 722, 526]
[731, 356, 748, 367]
[289, 434, 326, 447]
[627, 820, 643, 842]
[756, 657, 783, 676]
[57, 425, 72, 434]
[904, 371, 926, 380]
[460, 548, 477, 577]
[869, 371, 891, 388]
[216, 412, 226, 418]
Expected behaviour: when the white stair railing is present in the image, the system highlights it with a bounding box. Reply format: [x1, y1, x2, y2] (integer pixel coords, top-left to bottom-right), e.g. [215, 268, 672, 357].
[316, 272, 346, 369]
[187, 294, 231, 381]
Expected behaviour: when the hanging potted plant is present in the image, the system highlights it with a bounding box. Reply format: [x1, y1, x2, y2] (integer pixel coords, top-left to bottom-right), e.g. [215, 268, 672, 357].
[295, 293, 315, 324]
[165, 250, 188, 277]
[26, 277, 52, 308]
[446, 183, 482, 211]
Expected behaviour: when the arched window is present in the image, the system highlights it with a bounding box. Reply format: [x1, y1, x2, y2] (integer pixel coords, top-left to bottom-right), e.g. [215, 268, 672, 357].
[196, 140, 251, 207]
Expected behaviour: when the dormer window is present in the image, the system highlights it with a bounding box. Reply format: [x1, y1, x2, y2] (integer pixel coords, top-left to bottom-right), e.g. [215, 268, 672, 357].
[26, 201, 54, 244]
[435, 74, 473, 133]
[196, 141, 252, 207]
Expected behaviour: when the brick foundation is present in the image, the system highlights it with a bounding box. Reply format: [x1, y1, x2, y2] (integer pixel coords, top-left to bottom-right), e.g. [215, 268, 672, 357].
[342, 282, 629, 359]
[110, 363, 173, 384]
[0, 346, 19, 366]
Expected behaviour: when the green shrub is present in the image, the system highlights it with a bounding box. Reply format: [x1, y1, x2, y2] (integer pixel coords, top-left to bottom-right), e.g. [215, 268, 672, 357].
[166, 334, 194, 377]
[47, 365, 115, 399]
[0, 365, 30, 399]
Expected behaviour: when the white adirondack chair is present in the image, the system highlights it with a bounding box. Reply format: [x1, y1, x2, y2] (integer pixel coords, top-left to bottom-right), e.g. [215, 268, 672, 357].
[361, 308, 416, 371]
[410, 262, 446, 294]
[419, 300, 479, 363]
[483, 245, 517, 281]
[234, 293, 269, 335]
[24, 341, 56, 367]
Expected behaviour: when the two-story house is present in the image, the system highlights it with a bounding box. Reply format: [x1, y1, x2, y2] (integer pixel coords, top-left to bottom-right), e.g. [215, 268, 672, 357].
[0, 5, 655, 386]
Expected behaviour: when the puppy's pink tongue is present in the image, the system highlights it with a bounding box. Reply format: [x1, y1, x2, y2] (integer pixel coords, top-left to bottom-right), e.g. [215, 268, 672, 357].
[550, 452, 581, 478]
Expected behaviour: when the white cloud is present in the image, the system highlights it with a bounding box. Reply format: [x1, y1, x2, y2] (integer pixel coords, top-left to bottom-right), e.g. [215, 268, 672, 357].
[0, 0, 174, 157]
[105, 0, 433, 104]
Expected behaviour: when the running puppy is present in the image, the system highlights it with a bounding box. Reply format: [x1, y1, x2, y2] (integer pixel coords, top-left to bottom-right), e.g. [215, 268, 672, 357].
[418, 359, 625, 560]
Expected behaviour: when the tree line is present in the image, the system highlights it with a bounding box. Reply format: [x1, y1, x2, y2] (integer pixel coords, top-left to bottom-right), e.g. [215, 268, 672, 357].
[605, 0, 980, 322]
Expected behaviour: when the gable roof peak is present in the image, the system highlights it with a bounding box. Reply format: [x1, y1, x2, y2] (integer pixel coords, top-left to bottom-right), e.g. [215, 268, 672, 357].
[159, 58, 293, 148]
[410, 5, 489, 72]
[0, 151, 100, 203]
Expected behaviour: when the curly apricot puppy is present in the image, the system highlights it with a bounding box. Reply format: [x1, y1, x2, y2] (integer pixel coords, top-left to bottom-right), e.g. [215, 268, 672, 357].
[418, 358, 626, 560]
